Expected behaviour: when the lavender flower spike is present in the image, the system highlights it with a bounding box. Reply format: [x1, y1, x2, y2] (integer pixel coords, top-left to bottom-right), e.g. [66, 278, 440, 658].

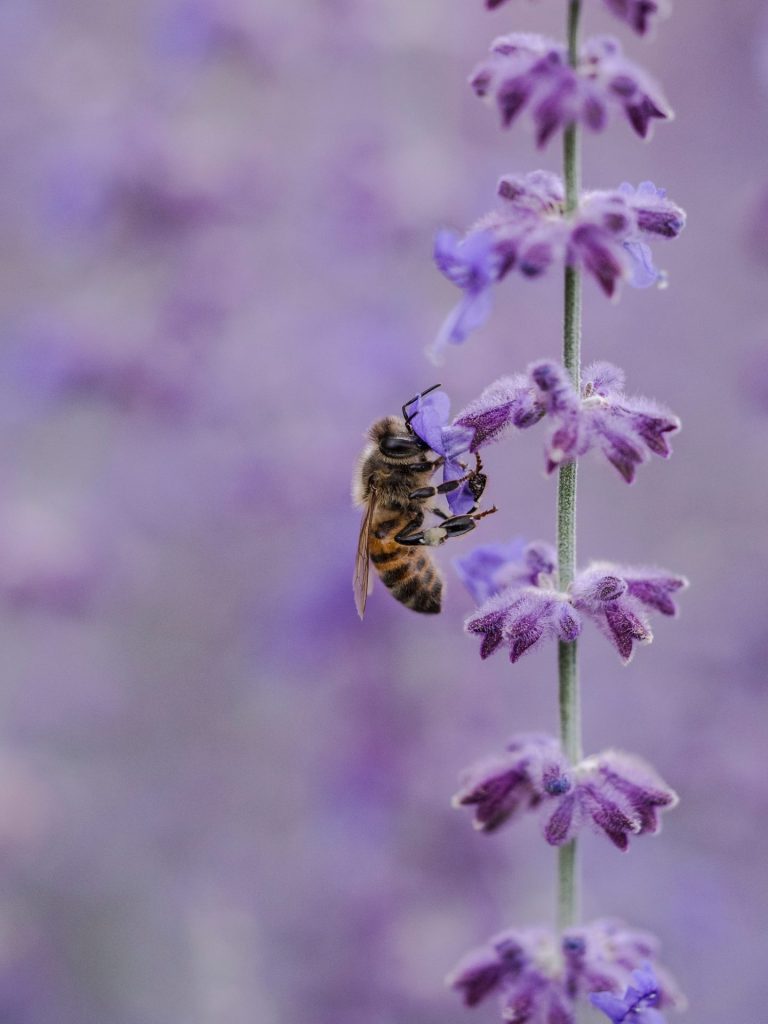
[591, 963, 667, 1024]
[452, 733, 571, 833]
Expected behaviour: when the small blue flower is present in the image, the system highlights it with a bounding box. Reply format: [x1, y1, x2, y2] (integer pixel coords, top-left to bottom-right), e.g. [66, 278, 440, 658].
[453, 538, 526, 604]
[591, 963, 667, 1024]
[408, 390, 476, 514]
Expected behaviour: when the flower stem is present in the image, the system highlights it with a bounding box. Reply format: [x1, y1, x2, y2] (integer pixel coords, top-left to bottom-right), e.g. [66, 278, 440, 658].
[558, 0, 582, 933]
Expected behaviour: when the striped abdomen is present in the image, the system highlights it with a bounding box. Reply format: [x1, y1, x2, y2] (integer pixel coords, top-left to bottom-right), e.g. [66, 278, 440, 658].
[369, 528, 443, 614]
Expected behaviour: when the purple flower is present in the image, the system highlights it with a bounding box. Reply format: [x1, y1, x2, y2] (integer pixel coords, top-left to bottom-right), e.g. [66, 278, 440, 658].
[447, 919, 683, 1022]
[470, 34, 604, 148]
[458, 543, 686, 665]
[471, 33, 670, 147]
[582, 37, 671, 139]
[432, 229, 498, 358]
[544, 750, 678, 850]
[461, 541, 579, 662]
[408, 389, 476, 514]
[571, 563, 687, 664]
[530, 360, 681, 481]
[452, 734, 572, 833]
[454, 374, 545, 450]
[565, 920, 684, 1008]
[433, 173, 685, 348]
[591, 963, 667, 1023]
[467, 587, 582, 663]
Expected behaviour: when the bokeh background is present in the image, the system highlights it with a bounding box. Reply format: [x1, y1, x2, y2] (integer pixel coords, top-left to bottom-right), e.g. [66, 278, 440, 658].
[0, 1, 766, 1021]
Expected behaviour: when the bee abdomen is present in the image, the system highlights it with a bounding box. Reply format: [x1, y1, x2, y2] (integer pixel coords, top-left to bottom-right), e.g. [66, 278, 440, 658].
[376, 550, 443, 615]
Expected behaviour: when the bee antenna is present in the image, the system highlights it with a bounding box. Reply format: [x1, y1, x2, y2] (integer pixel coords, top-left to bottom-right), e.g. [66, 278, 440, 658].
[402, 383, 442, 426]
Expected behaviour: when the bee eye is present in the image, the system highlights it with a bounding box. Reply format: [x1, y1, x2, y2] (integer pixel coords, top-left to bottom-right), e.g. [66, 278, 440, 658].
[380, 435, 426, 457]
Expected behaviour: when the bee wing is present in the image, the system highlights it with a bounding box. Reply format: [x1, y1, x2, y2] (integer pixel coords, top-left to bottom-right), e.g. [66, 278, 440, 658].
[354, 487, 377, 619]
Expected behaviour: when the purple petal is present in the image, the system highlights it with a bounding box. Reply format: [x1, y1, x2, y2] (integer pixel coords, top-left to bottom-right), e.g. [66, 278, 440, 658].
[466, 595, 516, 660]
[604, 600, 652, 663]
[455, 374, 544, 450]
[544, 791, 580, 846]
[446, 946, 508, 1007]
[624, 573, 687, 616]
[581, 783, 638, 850]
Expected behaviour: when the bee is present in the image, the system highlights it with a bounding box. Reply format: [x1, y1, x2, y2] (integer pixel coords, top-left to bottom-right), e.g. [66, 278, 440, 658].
[353, 385, 496, 618]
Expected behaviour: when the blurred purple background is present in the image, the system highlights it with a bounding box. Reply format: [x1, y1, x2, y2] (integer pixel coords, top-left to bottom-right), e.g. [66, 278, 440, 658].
[0, 1, 766, 1021]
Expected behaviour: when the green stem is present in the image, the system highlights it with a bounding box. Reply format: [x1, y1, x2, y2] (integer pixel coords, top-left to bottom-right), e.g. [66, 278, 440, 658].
[557, 0, 583, 934]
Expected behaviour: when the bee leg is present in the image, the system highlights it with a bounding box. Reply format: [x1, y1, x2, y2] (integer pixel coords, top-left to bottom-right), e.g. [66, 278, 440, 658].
[409, 475, 470, 500]
[394, 518, 430, 546]
[404, 459, 443, 474]
[432, 505, 498, 540]
[395, 506, 497, 547]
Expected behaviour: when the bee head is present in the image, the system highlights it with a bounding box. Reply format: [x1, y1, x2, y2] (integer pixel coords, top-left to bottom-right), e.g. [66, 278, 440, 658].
[369, 417, 430, 460]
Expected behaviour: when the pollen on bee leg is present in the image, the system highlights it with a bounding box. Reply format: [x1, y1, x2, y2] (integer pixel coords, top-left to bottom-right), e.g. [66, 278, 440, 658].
[423, 526, 448, 546]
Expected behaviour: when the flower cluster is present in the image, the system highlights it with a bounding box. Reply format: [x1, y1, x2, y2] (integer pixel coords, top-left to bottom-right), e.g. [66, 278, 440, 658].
[471, 33, 670, 146]
[432, 172, 685, 355]
[458, 541, 686, 664]
[449, 360, 680, 482]
[483, 0, 670, 38]
[453, 734, 678, 850]
[448, 918, 683, 1023]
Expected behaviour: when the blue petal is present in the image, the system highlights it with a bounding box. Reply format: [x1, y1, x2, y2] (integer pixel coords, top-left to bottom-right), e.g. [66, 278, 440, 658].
[624, 240, 660, 289]
[590, 991, 629, 1023]
[431, 287, 493, 361]
[440, 422, 474, 459]
[443, 457, 475, 516]
[410, 391, 450, 451]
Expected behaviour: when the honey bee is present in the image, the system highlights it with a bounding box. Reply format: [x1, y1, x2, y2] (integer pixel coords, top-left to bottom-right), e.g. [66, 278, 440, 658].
[353, 385, 496, 618]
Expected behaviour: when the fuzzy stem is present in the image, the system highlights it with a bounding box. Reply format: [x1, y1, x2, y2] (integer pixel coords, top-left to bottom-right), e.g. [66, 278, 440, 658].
[557, 0, 583, 934]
